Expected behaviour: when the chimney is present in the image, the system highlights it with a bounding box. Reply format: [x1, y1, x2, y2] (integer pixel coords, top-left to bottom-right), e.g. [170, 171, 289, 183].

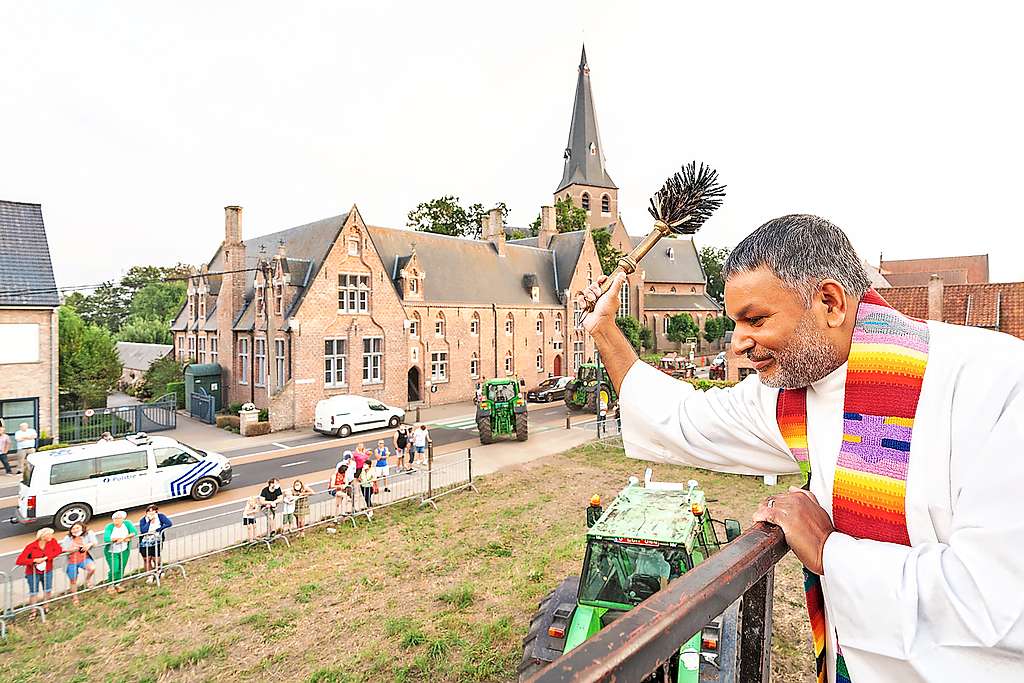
[225, 205, 242, 245]
[276, 238, 286, 258]
[538, 205, 557, 250]
[927, 274, 944, 321]
[488, 207, 506, 256]
[222, 205, 246, 327]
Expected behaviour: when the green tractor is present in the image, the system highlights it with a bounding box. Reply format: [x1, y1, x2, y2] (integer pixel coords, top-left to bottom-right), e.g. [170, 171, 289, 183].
[564, 363, 617, 412]
[476, 378, 528, 444]
[518, 473, 744, 682]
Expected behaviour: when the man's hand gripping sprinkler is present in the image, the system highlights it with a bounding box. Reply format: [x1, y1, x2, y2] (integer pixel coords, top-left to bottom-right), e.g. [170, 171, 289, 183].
[580, 161, 726, 313]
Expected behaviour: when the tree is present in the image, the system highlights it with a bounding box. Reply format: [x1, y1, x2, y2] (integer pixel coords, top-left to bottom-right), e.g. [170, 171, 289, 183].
[666, 313, 700, 345]
[406, 196, 508, 238]
[129, 281, 187, 323]
[703, 316, 725, 344]
[639, 326, 654, 350]
[137, 355, 185, 400]
[615, 316, 646, 352]
[592, 228, 624, 275]
[698, 246, 731, 305]
[115, 317, 174, 345]
[67, 264, 193, 333]
[58, 306, 123, 410]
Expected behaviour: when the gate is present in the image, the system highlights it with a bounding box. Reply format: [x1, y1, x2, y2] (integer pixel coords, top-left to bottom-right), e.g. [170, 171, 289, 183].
[189, 389, 216, 425]
[59, 395, 177, 444]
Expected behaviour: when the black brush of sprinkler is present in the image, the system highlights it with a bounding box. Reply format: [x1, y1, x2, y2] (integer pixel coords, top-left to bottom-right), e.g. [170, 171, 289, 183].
[581, 161, 726, 313]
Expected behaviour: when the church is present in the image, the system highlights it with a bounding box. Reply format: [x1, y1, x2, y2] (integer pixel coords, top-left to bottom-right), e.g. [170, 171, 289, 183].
[171, 47, 720, 428]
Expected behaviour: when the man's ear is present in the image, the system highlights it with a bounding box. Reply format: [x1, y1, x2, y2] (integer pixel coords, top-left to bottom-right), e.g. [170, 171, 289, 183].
[818, 280, 848, 328]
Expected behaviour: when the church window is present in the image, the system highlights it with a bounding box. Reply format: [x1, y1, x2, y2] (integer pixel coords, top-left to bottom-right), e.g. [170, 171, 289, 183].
[536, 314, 544, 335]
[619, 281, 630, 316]
[505, 312, 514, 336]
[435, 312, 445, 337]
[470, 353, 479, 379]
[554, 313, 562, 333]
[581, 192, 590, 211]
[410, 313, 420, 338]
[470, 312, 480, 336]
[504, 351, 514, 375]
[601, 194, 610, 213]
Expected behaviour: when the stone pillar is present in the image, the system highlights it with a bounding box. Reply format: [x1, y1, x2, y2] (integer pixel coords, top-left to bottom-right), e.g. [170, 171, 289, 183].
[239, 406, 260, 436]
[927, 274, 944, 321]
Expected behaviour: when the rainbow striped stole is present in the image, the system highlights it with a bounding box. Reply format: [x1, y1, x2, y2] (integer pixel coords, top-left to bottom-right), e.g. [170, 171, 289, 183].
[776, 289, 929, 683]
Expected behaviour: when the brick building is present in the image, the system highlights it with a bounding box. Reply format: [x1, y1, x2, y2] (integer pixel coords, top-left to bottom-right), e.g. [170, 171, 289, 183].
[171, 46, 718, 428]
[0, 200, 60, 440]
[879, 254, 989, 286]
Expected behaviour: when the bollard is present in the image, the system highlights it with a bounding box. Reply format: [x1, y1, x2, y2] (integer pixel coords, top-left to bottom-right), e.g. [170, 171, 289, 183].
[566, 412, 571, 430]
[415, 406, 421, 423]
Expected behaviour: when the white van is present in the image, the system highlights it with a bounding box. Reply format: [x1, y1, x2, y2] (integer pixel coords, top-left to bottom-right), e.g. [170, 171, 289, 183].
[313, 395, 405, 438]
[14, 433, 233, 530]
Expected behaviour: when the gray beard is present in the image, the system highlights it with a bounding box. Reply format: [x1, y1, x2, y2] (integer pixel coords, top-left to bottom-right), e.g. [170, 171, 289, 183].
[755, 313, 843, 389]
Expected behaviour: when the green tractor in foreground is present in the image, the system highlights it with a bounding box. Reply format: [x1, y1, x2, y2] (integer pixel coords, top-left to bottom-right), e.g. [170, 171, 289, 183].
[476, 378, 528, 444]
[564, 363, 617, 412]
[518, 473, 744, 682]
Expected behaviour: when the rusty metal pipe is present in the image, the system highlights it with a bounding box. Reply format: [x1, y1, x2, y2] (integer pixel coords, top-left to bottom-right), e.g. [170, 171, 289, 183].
[525, 523, 788, 683]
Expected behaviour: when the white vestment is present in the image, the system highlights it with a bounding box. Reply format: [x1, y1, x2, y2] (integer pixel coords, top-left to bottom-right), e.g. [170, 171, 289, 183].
[619, 320, 1024, 682]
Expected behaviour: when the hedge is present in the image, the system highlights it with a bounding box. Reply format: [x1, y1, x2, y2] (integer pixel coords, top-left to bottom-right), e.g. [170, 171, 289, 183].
[216, 415, 240, 429]
[683, 378, 737, 391]
[166, 381, 185, 409]
[245, 421, 272, 437]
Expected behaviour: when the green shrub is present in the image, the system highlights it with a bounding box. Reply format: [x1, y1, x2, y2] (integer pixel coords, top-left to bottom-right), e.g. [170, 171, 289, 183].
[683, 378, 736, 391]
[225, 402, 243, 416]
[258, 408, 269, 422]
[39, 442, 70, 452]
[216, 415, 240, 429]
[165, 381, 185, 409]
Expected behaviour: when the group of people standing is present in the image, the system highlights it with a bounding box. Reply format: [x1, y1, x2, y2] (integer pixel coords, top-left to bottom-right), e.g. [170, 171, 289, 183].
[0, 421, 39, 475]
[14, 505, 174, 612]
[242, 478, 315, 541]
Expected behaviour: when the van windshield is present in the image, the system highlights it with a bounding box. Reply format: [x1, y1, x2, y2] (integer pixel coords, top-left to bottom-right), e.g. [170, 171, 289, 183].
[178, 442, 208, 458]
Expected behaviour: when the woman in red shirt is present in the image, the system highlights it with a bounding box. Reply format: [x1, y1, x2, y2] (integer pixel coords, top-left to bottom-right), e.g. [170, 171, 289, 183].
[15, 527, 62, 612]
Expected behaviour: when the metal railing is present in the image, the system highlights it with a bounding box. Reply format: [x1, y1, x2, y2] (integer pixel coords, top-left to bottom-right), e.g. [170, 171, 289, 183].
[525, 523, 789, 683]
[1, 449, 475, 634]
[58, 397, 177, 444]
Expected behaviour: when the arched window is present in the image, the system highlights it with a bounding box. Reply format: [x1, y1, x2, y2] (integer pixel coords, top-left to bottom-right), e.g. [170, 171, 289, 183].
[536, 314, 544, 335]
[601, 194, 610, 213]
[619, 281, 630, 316]
[536, 349, 544, 372]
[663, 316, 670, 334]
[410, 312, 420, 338]
[581, 192, 590, 211]
[573, 301, 583, 328]
[505, 312, 514, 336]
[504, 351, 514, 375]
[554, 312, 563, 333]
[470, 312, 480, 335]
[435, 312, 445, 337]
[470, 352, 479, 379]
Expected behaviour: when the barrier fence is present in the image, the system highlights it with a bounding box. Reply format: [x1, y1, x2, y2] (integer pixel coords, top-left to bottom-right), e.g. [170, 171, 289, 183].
[0, 447, 475, 635]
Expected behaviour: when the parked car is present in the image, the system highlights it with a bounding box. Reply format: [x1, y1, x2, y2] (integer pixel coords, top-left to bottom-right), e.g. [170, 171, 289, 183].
[526, 376, 572, 403]
[313, 395, 405, 438]
[12, 433, 233, 530]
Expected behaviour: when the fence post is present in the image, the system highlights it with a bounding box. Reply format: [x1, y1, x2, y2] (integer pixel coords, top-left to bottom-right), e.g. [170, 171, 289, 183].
[738, 567, 775, 682]
[467, 447, 472, 486]
[415, 406, 421, 423]
[426, 442, 433, 500]
[565, 412, 571, 430]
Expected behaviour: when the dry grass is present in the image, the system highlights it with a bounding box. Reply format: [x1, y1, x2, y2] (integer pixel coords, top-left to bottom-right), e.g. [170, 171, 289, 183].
[0, 442, 814, 683]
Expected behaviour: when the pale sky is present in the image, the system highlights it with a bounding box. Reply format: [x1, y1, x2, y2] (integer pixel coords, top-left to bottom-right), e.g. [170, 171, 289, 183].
[3, 1, 1022, 289]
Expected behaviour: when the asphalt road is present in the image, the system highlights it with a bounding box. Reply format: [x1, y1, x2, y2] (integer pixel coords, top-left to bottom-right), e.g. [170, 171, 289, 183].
[0, 402, 575, 556]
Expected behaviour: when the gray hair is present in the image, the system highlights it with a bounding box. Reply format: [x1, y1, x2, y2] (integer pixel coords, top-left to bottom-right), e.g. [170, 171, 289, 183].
[723, 214, 871, 306]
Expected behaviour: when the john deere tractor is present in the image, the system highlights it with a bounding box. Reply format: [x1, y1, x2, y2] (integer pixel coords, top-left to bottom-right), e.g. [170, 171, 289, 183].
[518, 473, 744, 682]
[564, 363, 616, 412]
[476, 378, 528, 444]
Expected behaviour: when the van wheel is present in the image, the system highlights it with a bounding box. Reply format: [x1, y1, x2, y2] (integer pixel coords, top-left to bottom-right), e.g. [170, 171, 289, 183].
[54, 503, 92, 531]
[192, 477, 220, 501]
[338, 424, 352, 438]
[388, 415, 401, 428]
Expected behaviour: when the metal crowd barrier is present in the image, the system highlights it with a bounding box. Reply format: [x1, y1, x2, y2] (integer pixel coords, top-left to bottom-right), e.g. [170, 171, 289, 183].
[0, 449, 476, 636]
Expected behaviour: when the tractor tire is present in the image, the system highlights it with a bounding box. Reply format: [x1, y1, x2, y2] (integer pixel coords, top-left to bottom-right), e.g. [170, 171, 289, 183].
[479, 418, 494, 445]
[564, 391, 576, 411]
[515, 413, 528, 441]
[518, 576, 581, 682]
[584, 387, 599, 413]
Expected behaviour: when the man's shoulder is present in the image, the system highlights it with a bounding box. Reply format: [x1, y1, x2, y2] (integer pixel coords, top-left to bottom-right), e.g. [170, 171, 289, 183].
[927, 321, 1024, 375]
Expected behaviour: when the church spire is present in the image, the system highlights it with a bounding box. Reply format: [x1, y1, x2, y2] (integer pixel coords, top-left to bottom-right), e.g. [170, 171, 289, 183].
[556, 44, 616, 194]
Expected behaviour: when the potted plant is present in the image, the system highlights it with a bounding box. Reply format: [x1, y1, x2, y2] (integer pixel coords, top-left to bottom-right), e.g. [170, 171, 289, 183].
[38, 430, 53, 447]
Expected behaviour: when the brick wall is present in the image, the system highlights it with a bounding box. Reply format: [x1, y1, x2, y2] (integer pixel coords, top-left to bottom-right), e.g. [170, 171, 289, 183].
[0, 307, 59, 437]
[557, 184, 617, 230]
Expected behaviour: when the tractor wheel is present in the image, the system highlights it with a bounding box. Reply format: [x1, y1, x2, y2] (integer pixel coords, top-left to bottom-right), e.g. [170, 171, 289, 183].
[479, 417, 494, 445]
[584, 387, 599, 412]
[515, 413, 528, 441]
[518, 576, 581, 682]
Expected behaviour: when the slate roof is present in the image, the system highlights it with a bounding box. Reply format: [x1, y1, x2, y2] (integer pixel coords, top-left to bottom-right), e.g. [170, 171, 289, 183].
[643, 293, 721, 312]
[555, 46, 616, 193]
[0, 200, 59, 307]
[368, 226, 564, 306]
[633, 236, 705, 284]
[508, 230, 587, 293]
[116, 342, 172, 371]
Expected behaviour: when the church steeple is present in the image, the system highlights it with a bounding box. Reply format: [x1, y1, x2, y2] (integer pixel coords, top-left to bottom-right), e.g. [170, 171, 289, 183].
[555, 44, 616, 194]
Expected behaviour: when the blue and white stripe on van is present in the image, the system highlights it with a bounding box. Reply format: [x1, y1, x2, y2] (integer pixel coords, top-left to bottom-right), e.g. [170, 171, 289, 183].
[170, 460, 219, 496]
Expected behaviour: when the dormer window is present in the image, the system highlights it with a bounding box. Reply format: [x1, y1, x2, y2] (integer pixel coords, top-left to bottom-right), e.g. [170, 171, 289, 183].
[470, 313, 480, 336]
[348, 237, 360, 256]
[589, 142, 597, 155]
[255, 284, 265, 317]
[666, 247, 675, 260]
[505, 313, 514, 336]
[409, 277, 419, 294]
[435, 313, 445, 337]
[274, 284, 283, 315]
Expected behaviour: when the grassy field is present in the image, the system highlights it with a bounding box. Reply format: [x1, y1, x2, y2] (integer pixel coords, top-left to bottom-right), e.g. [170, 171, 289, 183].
[0, 442, 814, 683]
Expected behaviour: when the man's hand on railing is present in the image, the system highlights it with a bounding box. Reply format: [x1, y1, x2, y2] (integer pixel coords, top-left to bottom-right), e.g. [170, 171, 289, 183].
[753, 486, 834, 575]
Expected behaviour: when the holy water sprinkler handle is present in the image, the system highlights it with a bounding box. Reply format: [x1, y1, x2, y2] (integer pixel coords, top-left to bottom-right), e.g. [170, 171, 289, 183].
[579, 161, 726, 315]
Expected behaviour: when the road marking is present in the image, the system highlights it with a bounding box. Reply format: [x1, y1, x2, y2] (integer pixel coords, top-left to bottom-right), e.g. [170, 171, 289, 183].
[272, 442, 290, 449]
[281, 460, 309, 468]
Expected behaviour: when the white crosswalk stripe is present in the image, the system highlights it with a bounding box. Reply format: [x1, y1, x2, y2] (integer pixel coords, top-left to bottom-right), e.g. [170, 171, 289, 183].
[429, 414, 479, 432]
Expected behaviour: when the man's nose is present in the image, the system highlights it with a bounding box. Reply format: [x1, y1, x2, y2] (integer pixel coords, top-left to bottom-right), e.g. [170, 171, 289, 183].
[731, 328, 754, 357]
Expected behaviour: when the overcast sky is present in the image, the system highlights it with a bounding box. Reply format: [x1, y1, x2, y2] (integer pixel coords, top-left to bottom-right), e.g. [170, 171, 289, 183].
[3, 1, 1022, 289]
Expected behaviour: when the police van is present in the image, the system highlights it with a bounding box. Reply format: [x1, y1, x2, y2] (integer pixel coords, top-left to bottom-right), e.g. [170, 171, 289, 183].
[14, 433, 233, 530]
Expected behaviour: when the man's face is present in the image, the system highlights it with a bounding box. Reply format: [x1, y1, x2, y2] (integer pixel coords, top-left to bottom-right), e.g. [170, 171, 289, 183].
[725, 267, 842, 389]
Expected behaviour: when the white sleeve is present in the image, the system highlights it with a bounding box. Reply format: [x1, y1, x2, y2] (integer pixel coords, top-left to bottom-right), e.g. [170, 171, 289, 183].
[821, 389, 1024, 659]
[619, 360, 798, 476]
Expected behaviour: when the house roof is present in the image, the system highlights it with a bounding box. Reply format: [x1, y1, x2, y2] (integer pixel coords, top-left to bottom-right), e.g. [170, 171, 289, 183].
[0, 201, 59, 307]
[555, 46, 616, 193]
[643, 293, 721, 312]
[880, 254, 989, 284]
[877, 282, 1024, 340]
[116, 342, 172, 371]
[883, 269, 967, 287]
[367, 226, 564, 306]
[633, 236, 705, 284]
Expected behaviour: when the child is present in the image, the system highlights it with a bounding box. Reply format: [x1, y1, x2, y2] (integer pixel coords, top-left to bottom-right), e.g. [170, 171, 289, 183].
[374, 440, 390, 493]
[242, 496, 260, 541]
[281, 488, 297, 532]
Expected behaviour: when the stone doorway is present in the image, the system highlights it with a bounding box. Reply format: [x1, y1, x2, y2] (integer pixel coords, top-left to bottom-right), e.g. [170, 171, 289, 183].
[408, 366, 422, 403]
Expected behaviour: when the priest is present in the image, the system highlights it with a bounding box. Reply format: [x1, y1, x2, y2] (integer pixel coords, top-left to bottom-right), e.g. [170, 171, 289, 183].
[580, 214, 1024, 683]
